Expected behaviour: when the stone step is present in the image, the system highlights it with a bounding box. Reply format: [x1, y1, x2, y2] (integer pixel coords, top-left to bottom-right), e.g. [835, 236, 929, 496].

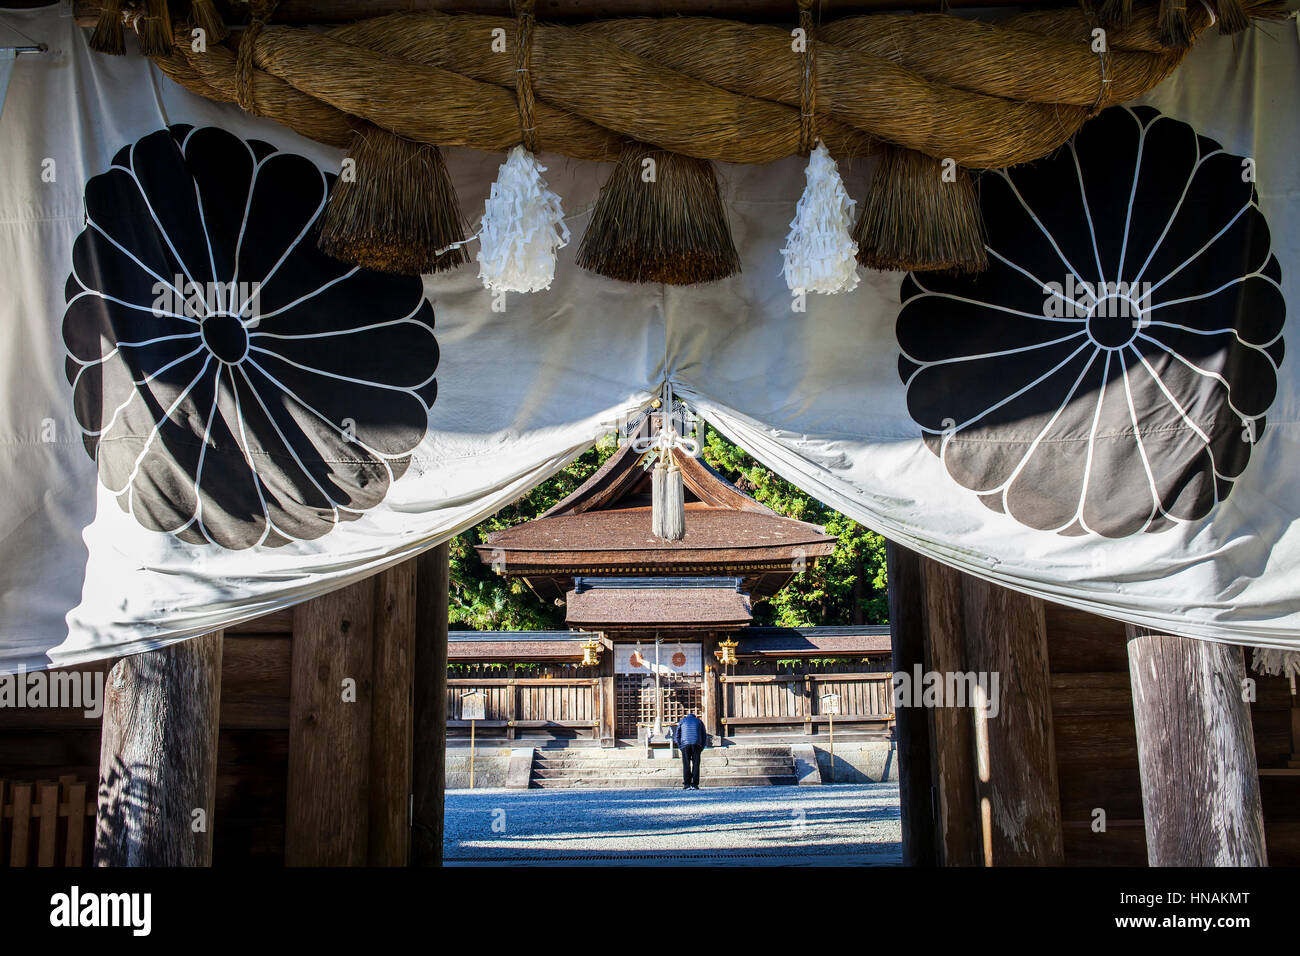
[534, 748, 792, 762]
[531, 764, 791, 779]
[531, 756, 791, 769]
[528, 745, 795, 789]
[531, 774, 797, 789]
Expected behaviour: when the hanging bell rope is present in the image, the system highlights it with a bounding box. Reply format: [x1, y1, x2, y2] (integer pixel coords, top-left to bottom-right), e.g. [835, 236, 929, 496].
[632, 385, 700, 542]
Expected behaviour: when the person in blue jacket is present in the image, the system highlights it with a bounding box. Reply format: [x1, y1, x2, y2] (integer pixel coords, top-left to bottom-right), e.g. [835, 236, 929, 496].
[672, 711, 710, 790]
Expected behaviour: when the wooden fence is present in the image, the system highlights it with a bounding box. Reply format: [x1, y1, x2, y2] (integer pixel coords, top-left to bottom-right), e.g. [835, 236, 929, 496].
[447, 677, 601, 739]
[721, 672, 894, 734]
[1, 776, 94, 867]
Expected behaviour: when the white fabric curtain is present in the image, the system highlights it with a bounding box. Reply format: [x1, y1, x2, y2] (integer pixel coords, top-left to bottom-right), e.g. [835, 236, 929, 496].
[0, 6, 1296, 671]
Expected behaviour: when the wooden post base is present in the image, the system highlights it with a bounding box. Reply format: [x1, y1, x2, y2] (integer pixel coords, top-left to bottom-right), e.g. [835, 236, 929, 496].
[1127, 626, 1267, 866]
[94, 631, 223, 867]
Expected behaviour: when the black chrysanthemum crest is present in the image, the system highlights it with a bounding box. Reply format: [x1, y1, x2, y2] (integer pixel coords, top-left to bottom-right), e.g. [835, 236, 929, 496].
[897, 106, 1284, 538]
[63, 126, 440, 550]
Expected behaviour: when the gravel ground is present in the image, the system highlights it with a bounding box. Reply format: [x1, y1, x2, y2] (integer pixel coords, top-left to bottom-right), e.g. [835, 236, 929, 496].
[444, 783, 901, 866]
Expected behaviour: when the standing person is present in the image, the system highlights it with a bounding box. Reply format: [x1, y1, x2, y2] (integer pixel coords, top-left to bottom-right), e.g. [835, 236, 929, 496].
[673, 711, 709, 790]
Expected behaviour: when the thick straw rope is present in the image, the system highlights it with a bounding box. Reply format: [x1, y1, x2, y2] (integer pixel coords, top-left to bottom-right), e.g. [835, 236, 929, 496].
[145, 3, 1268, 171]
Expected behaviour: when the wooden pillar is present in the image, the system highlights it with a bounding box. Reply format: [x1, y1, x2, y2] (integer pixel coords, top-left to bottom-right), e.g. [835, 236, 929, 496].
[95, 631, 223, 866]
[286, 576, 376, 865]
[368, 560, 416, 866]
[917, 557, 982, 866]
[1126, 626, 1267, 866]
[911, 555, 1063, 865]
[599, 638, 616, 747]
[703, 633, 720, 740]
[886, 540, 936, 867]
[411, 542, 449, 866]
[960, 575, 1063, 865]
[285, 562, 416, 865]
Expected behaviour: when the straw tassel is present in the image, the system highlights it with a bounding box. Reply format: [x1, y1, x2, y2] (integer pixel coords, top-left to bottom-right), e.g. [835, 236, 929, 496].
[136, 0, 175, 57]
[89, 0, 125, 55]
[1213, 0, 1251, 33]
[476, 150, 569, 294]
[1097, 0, 1134, 28]
[577, 143, 739, 285]
[651, 454, 685, 541]
[318, 125, 469, 275]
[854, 145, 987, 274]
[782, 140, 860, 295]
[190, 0, 230, 44]
[1157, 0, 1193, 47]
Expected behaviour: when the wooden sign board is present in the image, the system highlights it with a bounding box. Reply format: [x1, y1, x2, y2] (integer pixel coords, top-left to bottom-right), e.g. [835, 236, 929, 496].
[461, 691, 486, 722]
[821, 693, 841, 715]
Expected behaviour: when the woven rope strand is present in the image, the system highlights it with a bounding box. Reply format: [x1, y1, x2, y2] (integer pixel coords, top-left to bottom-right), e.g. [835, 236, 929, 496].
[797, 0, 818, 155]
[236, 1, 280, 115]
[514, 0, 539, 153]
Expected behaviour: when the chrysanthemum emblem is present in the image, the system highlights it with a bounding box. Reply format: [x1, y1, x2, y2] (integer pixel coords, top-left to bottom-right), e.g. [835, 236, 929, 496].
[63, 126, 439, 550]
[897, 106, 1284, 538]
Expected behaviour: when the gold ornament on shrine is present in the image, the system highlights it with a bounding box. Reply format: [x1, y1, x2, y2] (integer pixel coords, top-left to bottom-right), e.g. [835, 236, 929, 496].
[581, 636, 603, 667]
[717, 638, 739, 666]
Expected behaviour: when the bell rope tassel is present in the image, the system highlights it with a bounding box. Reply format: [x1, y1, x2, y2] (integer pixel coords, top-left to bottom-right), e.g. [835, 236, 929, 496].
[318, 125, 469, 275]
[651, 455, 685, 541]
[477, 145, 570, 293]
[781, 140, 860, 295]
[89, 0, 126, 55]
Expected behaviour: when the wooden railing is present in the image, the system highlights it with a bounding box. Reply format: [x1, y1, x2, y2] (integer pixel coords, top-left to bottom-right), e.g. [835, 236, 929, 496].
[446, 677, 601, 739]
[1, 777, 94, 867]
[720, 672, 894, 733]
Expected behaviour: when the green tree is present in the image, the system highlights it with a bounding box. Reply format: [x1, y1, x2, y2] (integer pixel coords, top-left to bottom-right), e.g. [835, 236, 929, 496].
[447, 428, 888, 629]
[699, 428, 888, 627]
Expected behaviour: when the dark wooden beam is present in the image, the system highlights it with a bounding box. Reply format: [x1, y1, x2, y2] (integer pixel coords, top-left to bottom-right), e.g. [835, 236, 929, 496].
[412, 542, 450, 866]
[885, 539, 936, 866]
[95, 631, 223, 866]
[73, 0, 1083, 28]
[1126, 626, 1267, 866]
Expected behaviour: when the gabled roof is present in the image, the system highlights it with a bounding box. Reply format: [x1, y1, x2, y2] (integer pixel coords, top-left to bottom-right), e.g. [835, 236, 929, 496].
[477, 443, 836, 575]
[540, 440, 773, 517]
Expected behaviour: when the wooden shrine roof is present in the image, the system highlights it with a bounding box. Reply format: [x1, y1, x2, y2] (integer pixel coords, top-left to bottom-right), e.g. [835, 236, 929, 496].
[477, 441, 836, 577]
[564, 576, 753, 629]
[447, 630, 590, 661]
[734, 626, 892, 657]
